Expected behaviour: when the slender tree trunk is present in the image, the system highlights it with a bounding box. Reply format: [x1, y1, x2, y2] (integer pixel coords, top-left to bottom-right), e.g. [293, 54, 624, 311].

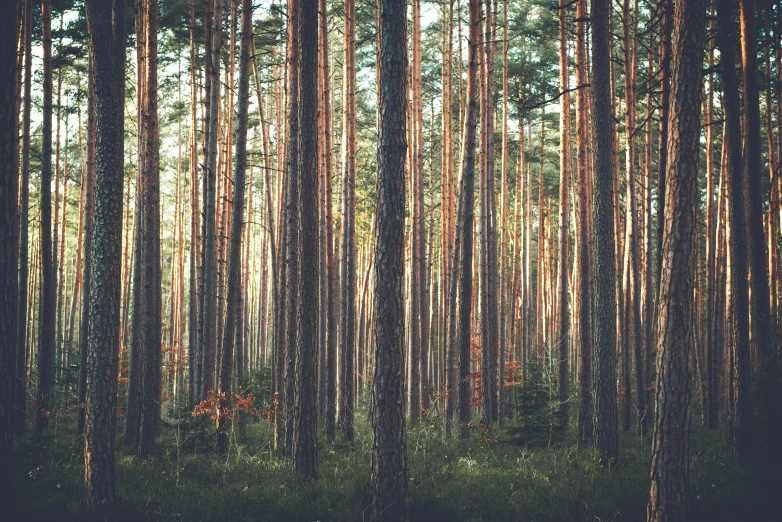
[36, 0, 55, 433]
[575, 0, 592, 445]
[16, 0, 32, 436]
[339, 0, 357, 444]
[557, 0, 571, 427]
[591, 0, 619, 463]
[217, 0, 252, 454]
[716, 0, 752, 459]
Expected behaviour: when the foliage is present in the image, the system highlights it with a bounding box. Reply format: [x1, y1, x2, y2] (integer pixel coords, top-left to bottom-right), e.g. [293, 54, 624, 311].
[10, 417, 777, 521]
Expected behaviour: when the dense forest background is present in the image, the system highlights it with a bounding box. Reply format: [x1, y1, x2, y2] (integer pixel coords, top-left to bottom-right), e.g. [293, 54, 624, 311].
[0, 0, 781, 520]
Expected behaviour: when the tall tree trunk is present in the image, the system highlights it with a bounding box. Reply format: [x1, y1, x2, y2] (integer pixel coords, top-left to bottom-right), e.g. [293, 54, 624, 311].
[591, 0, 619, 463]
[557, 0, 571, 428]
[0, 0, 21, 486]
[83, 0, 126, 517]
[371, 0, 408, 514]
[739, 0, 781, 462]
[716, 0, 752, 459]
[16, 0, 32, 436]
[139, 0, 162, 459]
[36, 0, 55, 433]
[339, 0, 357, 444]
[575, 0, 592, 446]
[201, 0, 225, 401]
[292, 0, 319, 478]
[647, 0, 705, 518]
[217, 0, 252, 454]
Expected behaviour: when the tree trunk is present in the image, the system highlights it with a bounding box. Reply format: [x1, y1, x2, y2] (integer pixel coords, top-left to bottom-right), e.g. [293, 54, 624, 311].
[591, 0, 619, 463]
[575, 0, 592, 446]
[0, 0, 20, 485]
[557, 0, 570, 428]
[739, 0, 781, 462]
[83, 0, 126, 516]
[292, 0, 319, 478]
[371, 0, 408, 515]
[716, 0, 752, 460]
[339, 0, 357, 444]
[647, 0, 705, 518]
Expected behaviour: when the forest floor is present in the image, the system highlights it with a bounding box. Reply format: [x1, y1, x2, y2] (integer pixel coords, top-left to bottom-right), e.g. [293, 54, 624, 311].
[10, 407, 778, 521]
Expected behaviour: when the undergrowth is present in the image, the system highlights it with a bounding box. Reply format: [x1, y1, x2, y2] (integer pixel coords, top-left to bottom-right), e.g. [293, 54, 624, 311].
[10, 396, 776, 521]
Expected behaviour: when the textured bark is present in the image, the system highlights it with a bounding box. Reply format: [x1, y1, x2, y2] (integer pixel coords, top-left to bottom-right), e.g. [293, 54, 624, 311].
[575, 0, 592, 446]
[371, 0, 408, 515]
[79, 56, 96, 436]
[716, 0, 752, 459]
[36, 0, 55, 433]
[0, 0, 20, 486]
[217, 0, 252, 455]
[283, 0, 300, 453]
[656, 0, 672, 293]
[647, 0, 704, 519]
[339, 0, 357, 444]
[292, 0, 319, 478]
[139, 0, 162, 459]
[591, 0, 619, 463]
[83, 0, 126, 517]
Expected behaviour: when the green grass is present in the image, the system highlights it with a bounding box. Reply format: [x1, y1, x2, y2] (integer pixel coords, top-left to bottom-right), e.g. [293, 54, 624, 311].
[10, 412, 776, 521]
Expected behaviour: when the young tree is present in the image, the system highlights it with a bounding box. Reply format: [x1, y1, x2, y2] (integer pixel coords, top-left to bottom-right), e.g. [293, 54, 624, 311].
[591, 0, 618, 463]
[371, 0, 408, 514]
[83, 0, 126, 516]
[647, 0, 705, 518]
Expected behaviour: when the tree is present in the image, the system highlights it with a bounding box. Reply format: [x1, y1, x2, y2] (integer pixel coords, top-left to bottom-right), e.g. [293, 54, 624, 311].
[556, 0, 570, 427]
[591, 0, 618, 463]
[371, 0, 408, 514]
[292, 0, 319, 478]
[139, 0, 162, 459]
[647, 0, 705, 518]
[201, 0, 225, 402]
[339, 0, 357, 444]
[716, 0, 752, 459]
[739, 0, 781, 463]
[0, 0, 21, 489]
[217, 0, 252, 455]
[574, 0, 592, 446]
[83, 0, 126, 516]
[37, 0, 56, 434]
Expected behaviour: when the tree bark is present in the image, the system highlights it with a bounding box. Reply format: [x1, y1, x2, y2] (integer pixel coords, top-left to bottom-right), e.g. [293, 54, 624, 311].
[371, 0, 408, 515]
[591, 0, 619, 463]
[83, 0, 126, 516]
[647, 0, 704, 518]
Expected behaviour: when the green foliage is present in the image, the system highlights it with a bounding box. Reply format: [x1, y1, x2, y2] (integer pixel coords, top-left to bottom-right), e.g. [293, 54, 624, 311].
[11, 413, 777, 521]
[507, 360, 567, 447]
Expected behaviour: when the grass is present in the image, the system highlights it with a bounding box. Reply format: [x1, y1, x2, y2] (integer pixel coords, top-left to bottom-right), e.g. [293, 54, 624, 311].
[10, 409, 777, 521]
